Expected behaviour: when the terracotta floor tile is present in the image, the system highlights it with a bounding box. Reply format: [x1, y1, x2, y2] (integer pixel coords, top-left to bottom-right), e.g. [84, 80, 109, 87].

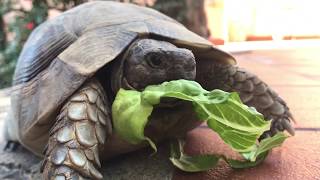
[234, 48, 320, 66]
[173, 128, 320, 180]
[234, 49, 320, 86]
[271, 86, 320, 110]
[281, 66, 320, 79]
[291, 109, 320, 128]
[235, 62, 320, 87]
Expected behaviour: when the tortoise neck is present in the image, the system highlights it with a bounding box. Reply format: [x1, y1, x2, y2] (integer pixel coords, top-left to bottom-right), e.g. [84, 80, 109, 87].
[110, 39, 141, 95]
[110, 58, 135, 96]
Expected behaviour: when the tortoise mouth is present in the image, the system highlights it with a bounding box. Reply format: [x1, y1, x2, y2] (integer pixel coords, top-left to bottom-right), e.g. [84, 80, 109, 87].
[122, 76, 182, 108]
[121, 76, 136, 90]
[157, 98, 182, 108]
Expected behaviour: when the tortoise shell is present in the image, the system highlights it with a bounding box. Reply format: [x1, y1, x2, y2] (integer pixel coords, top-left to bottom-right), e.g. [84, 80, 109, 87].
[8, 1, 235, 155]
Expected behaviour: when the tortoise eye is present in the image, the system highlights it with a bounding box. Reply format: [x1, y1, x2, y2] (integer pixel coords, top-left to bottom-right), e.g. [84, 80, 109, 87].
[147, 54, 164, 68]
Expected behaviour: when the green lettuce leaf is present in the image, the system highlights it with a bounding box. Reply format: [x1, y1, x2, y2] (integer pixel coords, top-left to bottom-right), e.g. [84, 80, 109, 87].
[169, 133, 288, 172]
[111, 79, 289, 171]
[169, 139, 221, 172]
[197, 92, 270, 152]
[240, 132, 289, 162]
[111, 89, 157, 150]
[112, 80, 232, 150]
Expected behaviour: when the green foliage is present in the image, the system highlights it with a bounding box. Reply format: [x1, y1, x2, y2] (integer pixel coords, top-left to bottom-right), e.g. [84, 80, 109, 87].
[112, 80, 289, 171]
[0, 0, 49, 87]
[0, 0, 85, 88]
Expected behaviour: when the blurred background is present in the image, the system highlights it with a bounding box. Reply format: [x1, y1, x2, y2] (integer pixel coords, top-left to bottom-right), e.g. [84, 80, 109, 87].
[0, 0, 320, 88]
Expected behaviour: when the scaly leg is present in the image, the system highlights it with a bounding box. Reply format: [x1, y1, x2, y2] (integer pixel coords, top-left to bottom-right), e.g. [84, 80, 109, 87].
[42, 78, 112, 179]
[197, 62, 295, 137]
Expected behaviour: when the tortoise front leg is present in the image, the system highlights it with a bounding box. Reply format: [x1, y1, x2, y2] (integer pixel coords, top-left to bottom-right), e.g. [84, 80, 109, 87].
[42, 78, 112, 180]
[197, 61, 295, 137]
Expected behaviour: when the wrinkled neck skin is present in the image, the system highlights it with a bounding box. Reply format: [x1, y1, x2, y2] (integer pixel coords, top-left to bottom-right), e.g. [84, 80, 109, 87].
[109, 42, 136, 96]
[109, 38, 202, 140]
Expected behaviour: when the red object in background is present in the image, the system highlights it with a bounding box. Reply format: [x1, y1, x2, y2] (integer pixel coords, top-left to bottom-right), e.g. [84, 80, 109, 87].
[25, 22, 34, 30]
[283, 35, 320, 40]
[247, 35, 320, 41]
[246, 35, 273, 41]
[208, 36, 225, 45]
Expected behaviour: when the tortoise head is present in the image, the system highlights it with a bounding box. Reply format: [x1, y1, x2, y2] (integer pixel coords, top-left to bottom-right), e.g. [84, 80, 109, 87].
[114, 39, 196, 91]
[109, 39, 200, 138]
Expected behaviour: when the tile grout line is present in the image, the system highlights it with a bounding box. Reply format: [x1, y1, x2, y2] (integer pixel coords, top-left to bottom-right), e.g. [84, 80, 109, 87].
[198, 125, 320, 132]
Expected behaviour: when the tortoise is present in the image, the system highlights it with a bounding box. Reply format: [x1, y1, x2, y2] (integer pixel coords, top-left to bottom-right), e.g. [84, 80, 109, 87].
[4, 1, 295, 179]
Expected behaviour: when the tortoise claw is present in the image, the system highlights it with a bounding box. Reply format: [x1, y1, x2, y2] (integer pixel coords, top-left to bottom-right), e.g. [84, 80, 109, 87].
[260, 117, 295, 140]
[282, 119, 295, 136]
[272, 117, 295, 136]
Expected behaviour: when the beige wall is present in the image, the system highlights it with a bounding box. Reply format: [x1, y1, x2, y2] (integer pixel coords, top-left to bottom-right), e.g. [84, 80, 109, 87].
[206, 0, 320, 42]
